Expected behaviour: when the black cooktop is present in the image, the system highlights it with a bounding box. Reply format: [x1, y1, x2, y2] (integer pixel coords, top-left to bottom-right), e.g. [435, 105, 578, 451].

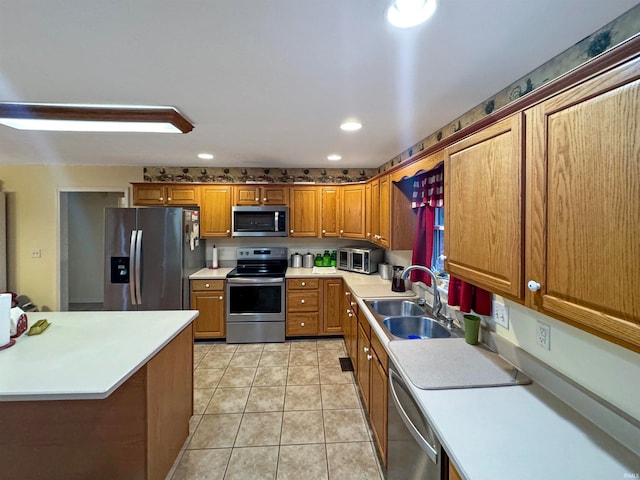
[226, 261, 288, 278]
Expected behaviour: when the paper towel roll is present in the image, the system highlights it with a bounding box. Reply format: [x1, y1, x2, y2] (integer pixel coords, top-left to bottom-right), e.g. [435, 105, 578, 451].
[0, 293, 11, 347]
[212, 244, 219, 269]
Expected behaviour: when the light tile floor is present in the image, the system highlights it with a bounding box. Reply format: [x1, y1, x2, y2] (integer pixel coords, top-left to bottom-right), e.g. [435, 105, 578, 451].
[166, 338, 384, 480]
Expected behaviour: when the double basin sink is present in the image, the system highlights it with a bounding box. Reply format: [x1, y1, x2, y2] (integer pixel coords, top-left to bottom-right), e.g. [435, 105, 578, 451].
[364, 299, 460, 340]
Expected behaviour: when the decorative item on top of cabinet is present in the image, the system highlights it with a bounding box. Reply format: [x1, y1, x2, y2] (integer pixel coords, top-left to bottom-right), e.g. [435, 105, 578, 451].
[444, 114, 524, 300]
[525, 55, 640, 353]
[190, 280, 225, 339]
[340, 184, 366, 239]
[286, 278, 322, 336]
[200, 185, 232, 237]
[319, 186, 341, 238]
[132, 183, 199, 206]
[234, 185, 289, 206]
[289, 187, 319, 237]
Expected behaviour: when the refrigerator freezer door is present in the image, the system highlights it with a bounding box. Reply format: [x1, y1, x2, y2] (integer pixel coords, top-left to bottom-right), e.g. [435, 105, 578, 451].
[104, 208, 137, 310]
[137, 208, 183, 310]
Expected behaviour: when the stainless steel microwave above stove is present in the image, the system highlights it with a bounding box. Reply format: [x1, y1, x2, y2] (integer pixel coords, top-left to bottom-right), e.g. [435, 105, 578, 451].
[231, 206, 288, 237]
[337, 246, 384, 274]
[226, 247, 288, 343]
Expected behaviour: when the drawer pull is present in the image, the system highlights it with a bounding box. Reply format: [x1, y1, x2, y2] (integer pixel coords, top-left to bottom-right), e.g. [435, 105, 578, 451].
[301, 322, 305, 327]
[301, 281, 306, 286]
[363, 346, 369, 353]
[205, 283, 210, 288]
[300, 299, 305, 304]
[367, 354, 372, 361]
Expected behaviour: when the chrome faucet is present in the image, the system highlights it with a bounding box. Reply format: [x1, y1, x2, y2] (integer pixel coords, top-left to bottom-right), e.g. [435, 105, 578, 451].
[401, 265, 444, 319]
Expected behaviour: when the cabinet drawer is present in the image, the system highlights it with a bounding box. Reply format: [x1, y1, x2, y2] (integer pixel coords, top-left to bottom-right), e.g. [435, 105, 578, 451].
[287, 313, 319, 335]
[287, 278, 320, 290]
[287, 291, 320, 312]
[357, 312, 371, 338]
[344, 289, 359, 317]
[191, 279, 224, 291]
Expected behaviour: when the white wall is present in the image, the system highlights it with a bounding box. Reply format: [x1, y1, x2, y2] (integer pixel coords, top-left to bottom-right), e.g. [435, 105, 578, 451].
[67, 192, 122, 303]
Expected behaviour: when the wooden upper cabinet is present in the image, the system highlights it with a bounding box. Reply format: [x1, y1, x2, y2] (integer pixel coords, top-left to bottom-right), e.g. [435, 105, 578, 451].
[378, 175, 391, 248]
[525, 57, 640, 352]
[200, 185, 232, 237]
[132, 184, 199, 206]
[289, 186, 319, 237]
[234, 185, 288, 206]
[319, 186, 340, 237]
[365, 181, 373, 242]
[444, 114, 524, 300]
[341, 184, 366, 239]
[369, 180, 381, 242]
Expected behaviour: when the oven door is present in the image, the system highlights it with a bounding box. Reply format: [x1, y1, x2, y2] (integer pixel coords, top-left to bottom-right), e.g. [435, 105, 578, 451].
[350, 250, 369, 273]
[337, 249, 351, 271]
[226, 277, 285, 323]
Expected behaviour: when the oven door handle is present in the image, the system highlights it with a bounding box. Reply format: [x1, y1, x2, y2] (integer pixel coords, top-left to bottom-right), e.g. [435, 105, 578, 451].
[389, 368, 438, 464]
[227, 277, 284, 284]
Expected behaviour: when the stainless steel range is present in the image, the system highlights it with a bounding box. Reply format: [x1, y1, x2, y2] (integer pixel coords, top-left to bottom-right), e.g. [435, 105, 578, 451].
[226, 247, 287, 343]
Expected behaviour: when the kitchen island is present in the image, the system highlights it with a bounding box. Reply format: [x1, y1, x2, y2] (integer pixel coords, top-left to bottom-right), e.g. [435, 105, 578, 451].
[0, 310, 198, 480]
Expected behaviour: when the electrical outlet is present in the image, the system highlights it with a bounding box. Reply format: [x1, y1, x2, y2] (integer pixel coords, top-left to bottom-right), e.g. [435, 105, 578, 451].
[31, 249, 41, 258]
[536, 321, 551, 350]
[492, 301, 509, 329]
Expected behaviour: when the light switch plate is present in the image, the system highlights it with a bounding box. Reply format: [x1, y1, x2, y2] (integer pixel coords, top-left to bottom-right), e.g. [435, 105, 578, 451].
[492, 301, 509, 329]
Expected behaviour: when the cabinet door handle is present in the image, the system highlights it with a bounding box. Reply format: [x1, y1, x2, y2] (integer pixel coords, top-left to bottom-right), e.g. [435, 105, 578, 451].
[301, 281, 306, 286]
[263, 197, 267, 202]
[322, 229, 326, 234]
[350, 301, 355, 306]
[167, 197, 172, 201]
[527, 280, 541, 292]
[226, 229, 230, 234]
[363, 346, 369, 353]
[301, 322, 305, 327]
[340, 229, 344, 234]
[290, 229, 294, 233]
[255, 197, 259, 202]
[159, 197, 164, 202]
[345, 292, 351, 297]
[367, 354, 372, 361]
[219, 296, 223, 300]
[367, 232, 371, 237]
[301, 299, 305, 304]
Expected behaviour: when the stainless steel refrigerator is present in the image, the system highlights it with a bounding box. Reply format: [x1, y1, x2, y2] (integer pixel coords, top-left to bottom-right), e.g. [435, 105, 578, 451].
[104, 207, 204, 310]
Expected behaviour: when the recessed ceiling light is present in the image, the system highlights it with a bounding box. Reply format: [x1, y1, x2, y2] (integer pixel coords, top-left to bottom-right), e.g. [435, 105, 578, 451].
[327, 154, 342, 161]
[0, 102, 193, 133]
[386, 0, 437, 28]
[340, 121, 362, 132]
[198, 153, 214, 160]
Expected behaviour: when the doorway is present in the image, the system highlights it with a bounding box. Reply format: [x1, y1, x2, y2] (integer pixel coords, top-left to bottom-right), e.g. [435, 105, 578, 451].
[58, 189, 127, 311]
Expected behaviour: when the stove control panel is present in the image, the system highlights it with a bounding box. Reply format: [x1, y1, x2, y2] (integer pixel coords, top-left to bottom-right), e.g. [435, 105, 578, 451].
[236, 247, 288, 260]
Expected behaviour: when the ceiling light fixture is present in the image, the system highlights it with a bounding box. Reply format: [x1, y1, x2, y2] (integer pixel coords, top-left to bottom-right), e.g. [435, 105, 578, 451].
[198, 153, 214, 160]
[327, 154, 342, 161]
[386, 0, 437, 28]
[0, 102, 194, 133]
[340, 120, 362, 132]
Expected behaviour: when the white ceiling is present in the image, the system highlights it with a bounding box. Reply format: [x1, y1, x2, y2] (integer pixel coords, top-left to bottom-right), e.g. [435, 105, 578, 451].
[0, 1, 637, 169]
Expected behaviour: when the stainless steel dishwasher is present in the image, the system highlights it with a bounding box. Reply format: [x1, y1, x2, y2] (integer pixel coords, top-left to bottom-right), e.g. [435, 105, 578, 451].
[387, 359, 444, 479]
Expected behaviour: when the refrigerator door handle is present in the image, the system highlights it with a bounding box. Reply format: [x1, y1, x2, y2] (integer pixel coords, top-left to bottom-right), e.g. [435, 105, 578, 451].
[135, 229, 143, 305]
[129, 230, 138, 305]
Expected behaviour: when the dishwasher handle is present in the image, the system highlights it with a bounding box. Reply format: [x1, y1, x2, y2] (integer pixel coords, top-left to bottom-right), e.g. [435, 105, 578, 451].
[389, 368, 439, 464]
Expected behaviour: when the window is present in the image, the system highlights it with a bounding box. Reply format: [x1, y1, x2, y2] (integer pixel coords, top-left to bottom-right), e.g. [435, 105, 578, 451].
[431, 207, 445, 273]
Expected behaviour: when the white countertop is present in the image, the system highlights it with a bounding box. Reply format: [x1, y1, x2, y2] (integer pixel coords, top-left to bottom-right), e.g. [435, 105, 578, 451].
[0, 310, 198, 401]
[190, 267, 234, 279]
[354, 295, 640, 479]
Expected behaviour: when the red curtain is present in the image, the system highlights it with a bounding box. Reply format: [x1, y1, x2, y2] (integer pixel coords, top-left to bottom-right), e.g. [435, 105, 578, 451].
[409, 165, 443, 286]
[447, 276, 492, 315]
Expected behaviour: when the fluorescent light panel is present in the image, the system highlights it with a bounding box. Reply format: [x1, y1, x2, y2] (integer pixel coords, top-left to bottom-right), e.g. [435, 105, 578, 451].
[0, 103, 193, 133]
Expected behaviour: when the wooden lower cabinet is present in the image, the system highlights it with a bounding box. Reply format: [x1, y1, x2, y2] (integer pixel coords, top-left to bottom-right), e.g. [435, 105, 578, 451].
[343, 287, 358, 369]
[286, 278, 322, 336]
[322, 278, 343, 335]
[352, 307, 388, 467]
[449, 460, 463, 480]
[190, 280, 225, 339]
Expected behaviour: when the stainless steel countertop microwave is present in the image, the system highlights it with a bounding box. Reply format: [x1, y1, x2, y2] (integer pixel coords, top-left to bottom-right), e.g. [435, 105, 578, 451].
[232, 206, 288, 237]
